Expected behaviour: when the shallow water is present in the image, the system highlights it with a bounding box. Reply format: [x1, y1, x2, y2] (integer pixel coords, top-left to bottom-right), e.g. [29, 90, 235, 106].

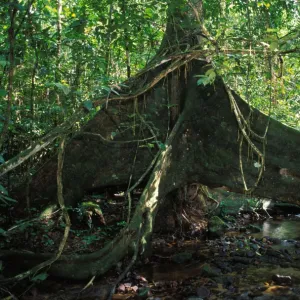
[254, 218, 300, 240]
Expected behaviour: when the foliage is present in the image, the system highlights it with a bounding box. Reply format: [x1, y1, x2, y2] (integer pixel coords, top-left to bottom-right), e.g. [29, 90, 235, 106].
[31, 272, 48, 282]
[201, 0, 300, 128]
[0, 0, 168, 171]
[0, 184, 17, 206]
[0, 0, 298, 183]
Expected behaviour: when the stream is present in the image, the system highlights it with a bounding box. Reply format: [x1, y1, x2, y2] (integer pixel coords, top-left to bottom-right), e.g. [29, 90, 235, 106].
[136, 218, 300, 299]
[14, 218, 300, 300]
[254, 219, 300, 240]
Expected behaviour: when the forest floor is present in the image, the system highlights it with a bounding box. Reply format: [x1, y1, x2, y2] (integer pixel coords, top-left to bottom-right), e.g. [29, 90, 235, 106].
[1, 191, 300, 300]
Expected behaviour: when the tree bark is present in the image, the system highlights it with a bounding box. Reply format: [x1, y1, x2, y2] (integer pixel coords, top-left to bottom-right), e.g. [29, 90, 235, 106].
[23, 58, 300, 208]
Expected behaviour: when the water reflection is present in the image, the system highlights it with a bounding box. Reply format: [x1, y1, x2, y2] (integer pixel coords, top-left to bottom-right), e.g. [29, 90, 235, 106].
[259, 219, 300, 240]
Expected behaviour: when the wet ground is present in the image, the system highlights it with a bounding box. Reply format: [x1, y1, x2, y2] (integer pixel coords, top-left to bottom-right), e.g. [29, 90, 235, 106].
[3, 218, 300, 299]
[130, 218, 300, 299]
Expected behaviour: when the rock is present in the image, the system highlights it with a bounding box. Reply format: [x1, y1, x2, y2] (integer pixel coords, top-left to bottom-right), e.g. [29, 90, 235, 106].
[248, 290, 263, 297]
[230, 256, 253, 264]
[213, 260, 232, 273]
[233, 263, 248, 271]
[249, 243, 259, 251]
[138, 286, 151, 298]
[236, 292, 250, 300]
[237, 240, 245, 249]
[248, 224, 262, 233]
[265, 248, 283, 258]
[272, 274, 293, 286]
[171, 251, 193, 264]
[252, 295, 273, 300]
[295, 242, 300, 248]
[240, 227, 247, 233]
[222, 275, 234, 288]
[246, 251, 256, 258]
[196, 286, 210, 298]
[279, 249, 293, 262]
[280, 262, 291, 268]
[200, 263, 222, 277]
[207, 216, 228, 238]
[268, 237, 281, 245]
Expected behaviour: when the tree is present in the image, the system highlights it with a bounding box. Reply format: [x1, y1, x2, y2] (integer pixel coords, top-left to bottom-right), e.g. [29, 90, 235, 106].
[0, 0, 300, 282]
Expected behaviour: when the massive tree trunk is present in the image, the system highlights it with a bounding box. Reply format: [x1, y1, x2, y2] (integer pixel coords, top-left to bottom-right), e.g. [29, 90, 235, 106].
[27, 58, 300, 208]
[3, 0, 300, 281]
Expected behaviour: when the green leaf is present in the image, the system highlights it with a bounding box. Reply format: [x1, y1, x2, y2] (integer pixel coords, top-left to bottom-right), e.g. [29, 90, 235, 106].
[266, 28, 278, 33]
[102, 86, 111, 93]
[0, 228, 6, 236]
[31, 272, 48, 282]
[0, 155, 4, 164]
[0, 61, 8, 67]
[269, 41, 279, 50]
[111, 131, 117, 139]
[0, 89, 7, 97]
[54, 83, 70, 95]
[1, 194, 18, 203]
[0, 185, 8, 196]
[147, 143, 155, 148]
[139, 287, 150, 297]
[84, 100, 93, 111]
[196, 76, 209, 86]
[205, 69, 216, 82]
[144, 8, 153, 18]
[157, 141, 166, 150]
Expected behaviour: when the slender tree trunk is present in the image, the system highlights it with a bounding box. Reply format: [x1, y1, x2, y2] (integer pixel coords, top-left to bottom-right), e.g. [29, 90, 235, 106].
[104, 4, 113, 77]
[0, 3, 17, 150]
[55, 0, 62, 125]
[121, 0, 131, 78]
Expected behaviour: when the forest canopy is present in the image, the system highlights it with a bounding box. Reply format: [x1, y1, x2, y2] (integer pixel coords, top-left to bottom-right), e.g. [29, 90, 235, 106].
[0, 0, 299, 160]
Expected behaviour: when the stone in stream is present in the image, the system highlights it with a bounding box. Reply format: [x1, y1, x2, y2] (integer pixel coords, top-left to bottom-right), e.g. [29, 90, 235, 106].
[230, 256, 253, 264]
[268, 237, 282, 245]
[248, 289, 263, 297]
[272, 274, 293, 286]
[200, 263, 222, 277]
[171, 251, 193, 264]
[247, 224, 262, 233]
[280, 262, 292, 268]
[252, 295, 273, 300]
[236, 292, 251, 300]
[249, 243, 259, 251]
[196, 286, 210, 298]
[207, 216, 228, 238]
